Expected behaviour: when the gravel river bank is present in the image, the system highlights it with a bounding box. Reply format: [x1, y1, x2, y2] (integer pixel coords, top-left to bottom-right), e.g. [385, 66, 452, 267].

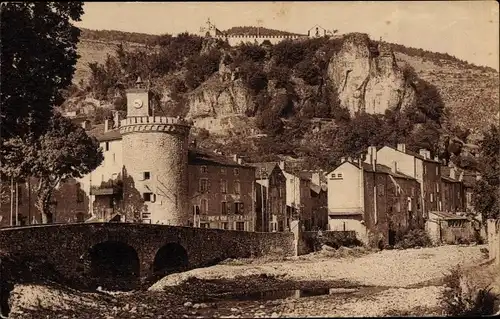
[7, 244, 488, 318]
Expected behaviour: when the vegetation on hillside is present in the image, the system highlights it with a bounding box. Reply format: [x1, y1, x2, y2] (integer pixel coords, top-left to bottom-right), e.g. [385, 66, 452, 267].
[223, 26, 304, 37]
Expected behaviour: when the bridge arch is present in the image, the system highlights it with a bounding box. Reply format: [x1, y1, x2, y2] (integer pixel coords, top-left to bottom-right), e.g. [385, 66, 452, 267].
[87, 240, 140, 290]
[152, 242, 189, 277]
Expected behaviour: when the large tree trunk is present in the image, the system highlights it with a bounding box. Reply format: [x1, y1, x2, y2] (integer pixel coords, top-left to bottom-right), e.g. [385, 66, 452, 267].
[36, 180, 55, 224]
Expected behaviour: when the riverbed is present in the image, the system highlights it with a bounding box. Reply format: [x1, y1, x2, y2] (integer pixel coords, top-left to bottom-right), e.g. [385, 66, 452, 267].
[7, 244, 488, 318]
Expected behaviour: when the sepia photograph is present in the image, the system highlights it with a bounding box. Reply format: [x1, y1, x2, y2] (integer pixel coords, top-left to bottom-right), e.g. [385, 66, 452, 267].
[0, 1, 499, 318]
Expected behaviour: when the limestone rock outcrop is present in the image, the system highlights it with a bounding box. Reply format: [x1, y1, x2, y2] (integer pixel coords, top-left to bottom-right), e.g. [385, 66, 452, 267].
[327, 33, 416, 115]
[184, 75, 255, 119]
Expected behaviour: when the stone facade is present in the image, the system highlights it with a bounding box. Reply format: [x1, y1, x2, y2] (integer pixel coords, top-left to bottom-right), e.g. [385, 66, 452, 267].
[188, 150, 256, 231]
[251, 163, 287, 232]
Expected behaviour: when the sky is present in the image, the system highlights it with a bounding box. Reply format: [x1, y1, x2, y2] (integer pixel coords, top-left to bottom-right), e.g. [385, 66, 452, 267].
[75, 1, 499, 70]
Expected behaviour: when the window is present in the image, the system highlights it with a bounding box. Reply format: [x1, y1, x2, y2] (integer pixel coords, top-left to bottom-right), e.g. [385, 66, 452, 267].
[378, 184, 385, 196]
[436, 183, 439, 193]
[234, 168, 239, 176]
[236, 222, 245, 231]
[220, 180, 227, 193]
[337, 173, 343, 178]
[330, 174, 336, 179]
[408, 197, 412, 211]
[278, 220, 284, 232]
[221, 167, 226, 175]
[105, 142, 109, 151]
[201, 199, 208, 214]
[234, 202, 244, 214]
[423, 165, 427, 175]
[143, 192, 155, 202]
[436, 166, 439, 175]
[411, 187, 415, 197]
[278, 188, 283, 198]
[144, 172, 151, 180]
[221, 222, 228, 230]
[200, 223, 210, 228]
[430, 193, 434, 203]
[193, 205, 200, 215]
[234, 181, 240, 194]
[221, 201, 227, 214]
[201, 166, 207, 173]
[199, 179, 208, 193]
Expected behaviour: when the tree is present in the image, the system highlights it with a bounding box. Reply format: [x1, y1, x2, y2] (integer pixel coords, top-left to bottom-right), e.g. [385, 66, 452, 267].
[4, 114, 103, 223]
[0, 2, 84, 139]
[472, 125, 500, 220]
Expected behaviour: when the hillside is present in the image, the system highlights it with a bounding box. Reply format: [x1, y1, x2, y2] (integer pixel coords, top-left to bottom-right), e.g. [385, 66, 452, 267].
[71, 27, 499, 169]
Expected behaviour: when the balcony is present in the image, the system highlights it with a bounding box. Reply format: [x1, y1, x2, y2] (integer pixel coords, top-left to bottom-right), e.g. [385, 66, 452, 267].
[90, 180, 123, 196]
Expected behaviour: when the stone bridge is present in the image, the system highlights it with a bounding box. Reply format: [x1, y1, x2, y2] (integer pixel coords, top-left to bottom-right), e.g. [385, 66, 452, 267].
[0, 223, 294, 290]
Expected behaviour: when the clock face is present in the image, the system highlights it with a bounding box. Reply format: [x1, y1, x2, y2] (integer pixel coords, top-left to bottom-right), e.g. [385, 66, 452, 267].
[133, 99, 143, 109]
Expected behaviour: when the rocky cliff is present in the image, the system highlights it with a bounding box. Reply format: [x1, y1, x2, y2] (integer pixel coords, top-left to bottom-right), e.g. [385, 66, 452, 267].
[327, 33, 415, 115]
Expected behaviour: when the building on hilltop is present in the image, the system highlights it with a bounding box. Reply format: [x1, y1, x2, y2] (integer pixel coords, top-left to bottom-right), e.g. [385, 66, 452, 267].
[198, 18, 336, 47]
[327, 147, 423, 247]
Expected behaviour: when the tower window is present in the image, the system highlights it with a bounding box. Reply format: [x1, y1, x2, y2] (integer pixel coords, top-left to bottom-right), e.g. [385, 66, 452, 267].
[105, 142, 109, 151]
[144, 172, 151, 180]
[143, 193, 155, 202]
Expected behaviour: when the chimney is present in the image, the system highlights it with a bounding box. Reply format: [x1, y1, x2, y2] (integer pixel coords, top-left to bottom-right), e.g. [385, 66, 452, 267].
[434, 155, 439, 162]
[340, 157, 346, 163]
[391, 161, 398, 174]
[104, 119, 111, 133]
[367, 146, 377, 171]
[396, 143, 406, 153]
[113, 111, 120, 129]
[347, 157, 352, 163]
[233, 154, 238, 162]
[237, 158, 243, 165]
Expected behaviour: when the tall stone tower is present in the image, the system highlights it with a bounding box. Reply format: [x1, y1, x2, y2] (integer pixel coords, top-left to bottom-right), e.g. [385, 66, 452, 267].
[119, 78, 192, 225]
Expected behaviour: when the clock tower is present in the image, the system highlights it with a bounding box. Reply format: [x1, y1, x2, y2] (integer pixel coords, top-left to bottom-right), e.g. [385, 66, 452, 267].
[125, 76, 151, 117]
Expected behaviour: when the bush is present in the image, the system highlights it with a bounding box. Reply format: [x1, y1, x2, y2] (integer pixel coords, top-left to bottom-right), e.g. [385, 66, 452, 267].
[295, 59, 321, 86]
[394, 228, 432, 249]
[440, 266, 499, 316]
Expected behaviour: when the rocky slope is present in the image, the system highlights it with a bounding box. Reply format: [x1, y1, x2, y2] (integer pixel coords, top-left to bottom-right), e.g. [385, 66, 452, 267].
[73, 29, 499, 140]
[327, 33, 415, 115]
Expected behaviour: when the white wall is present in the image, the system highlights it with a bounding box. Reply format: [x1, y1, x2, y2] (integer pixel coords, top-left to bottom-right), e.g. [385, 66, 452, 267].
[377, 146, 415, 178]
[328, 218, 368, 244]
[327, 162, 362, 214]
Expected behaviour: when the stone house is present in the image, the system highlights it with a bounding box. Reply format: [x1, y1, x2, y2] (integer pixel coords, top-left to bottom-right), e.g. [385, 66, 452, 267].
[187, 151, 256, 231]
[440, 166, 465, 213]
[327, 147, 422, 247]
[250, 163, 287, 232]
[376, 144, 443, 218]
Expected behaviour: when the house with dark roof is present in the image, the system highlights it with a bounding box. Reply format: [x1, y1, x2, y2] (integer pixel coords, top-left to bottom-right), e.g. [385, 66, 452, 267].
[440, 166, 466, 213]
[326, 146, 422, 247]
[426, 211, 475, 244]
